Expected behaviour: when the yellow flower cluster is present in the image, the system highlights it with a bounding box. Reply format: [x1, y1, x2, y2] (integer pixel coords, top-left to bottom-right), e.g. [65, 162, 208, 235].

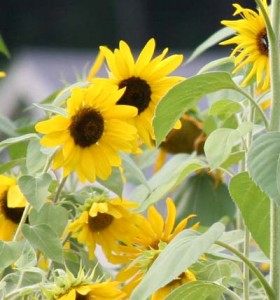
[35, 38, 184, 183]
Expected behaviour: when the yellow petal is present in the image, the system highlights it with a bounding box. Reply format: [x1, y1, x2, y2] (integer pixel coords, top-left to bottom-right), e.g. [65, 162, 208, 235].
[7, 185, 27, 208]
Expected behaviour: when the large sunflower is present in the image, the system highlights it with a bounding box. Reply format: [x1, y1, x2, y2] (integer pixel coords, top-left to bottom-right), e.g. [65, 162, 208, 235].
[67, 195, 147, 261]
[115, 198, 199, 296]
[220, 0, 270, 93]
[35, 84, 138, 183]
[92, 38, 184, 146]
[0, 175, 28, 241]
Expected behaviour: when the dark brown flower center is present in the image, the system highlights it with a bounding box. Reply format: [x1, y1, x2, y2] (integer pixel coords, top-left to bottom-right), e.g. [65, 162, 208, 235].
[88, 212, 114, 231]
[257, 28, 269, 56]
[0, 191, 25, 224]
[76, 292, 88, 300]
[118, 76, 152, 114]
[69, 107, 104, 148]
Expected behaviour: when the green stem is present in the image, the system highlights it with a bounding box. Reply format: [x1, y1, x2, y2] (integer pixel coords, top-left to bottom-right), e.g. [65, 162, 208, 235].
[215, 240, 275, 300]
[12, 203, 31, 241]
[53, 176, 68, 203]
[265, 0, 280, 298]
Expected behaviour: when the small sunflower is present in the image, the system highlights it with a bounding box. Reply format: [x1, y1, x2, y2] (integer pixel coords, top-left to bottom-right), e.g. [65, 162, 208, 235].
[220, 0, 270, 93]
[44, 267, 126, 300]
[115, 197, 199, 296]
[0, 175, 28, 241]
[35, 84, 138, 183]
[0, 71, 6, 78]
[92, 38, 184, 146]
[67, 195, 146, 261]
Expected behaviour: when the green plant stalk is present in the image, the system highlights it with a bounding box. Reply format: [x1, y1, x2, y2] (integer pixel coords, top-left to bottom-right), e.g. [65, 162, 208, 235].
[215, 240, 275, 300]
[12, 203, 31, 242]
[53, 176, 68, 203]
[264, 0, 280, 297]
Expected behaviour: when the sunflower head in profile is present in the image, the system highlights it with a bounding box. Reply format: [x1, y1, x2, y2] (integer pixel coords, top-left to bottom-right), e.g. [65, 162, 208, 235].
[35, 84, 138, 183]
[220, 0, 270, 93]
[67, 194, 146, 261]
[44, 267, 126, 300]
[92, 38, 184, 146]
[0, 175, 28, 241]
[115, 197, 199, 296]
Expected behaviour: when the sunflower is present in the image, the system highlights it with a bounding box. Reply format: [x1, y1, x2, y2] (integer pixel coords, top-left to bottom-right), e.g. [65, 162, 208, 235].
[0, 71, 6, 78]
[220, 0, 270, 93]
[92, 38, 184, 146]
[0, 175, 28, 241]
[67, 195, 147, 261]
[115, 197, 199, 296]
[45, 268, 126, 300]
[35, 84, 138, 183]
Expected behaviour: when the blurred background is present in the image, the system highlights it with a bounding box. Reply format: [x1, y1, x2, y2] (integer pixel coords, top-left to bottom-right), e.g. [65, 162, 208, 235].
[0, 0, 254, 116]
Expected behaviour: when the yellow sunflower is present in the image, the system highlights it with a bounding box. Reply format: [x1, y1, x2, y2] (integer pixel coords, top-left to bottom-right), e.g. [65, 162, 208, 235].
[115, 197, 199, 296]
[67, 195, 146, 261]
[0, 71, 6, 78]
[35, 84, 138, 183]
[151, 270, 196, 300]
[92, 38, 184, 146]
[45, 268, 126, 300]
[0, 175, 28, 241]
[220, 0, 270, 93]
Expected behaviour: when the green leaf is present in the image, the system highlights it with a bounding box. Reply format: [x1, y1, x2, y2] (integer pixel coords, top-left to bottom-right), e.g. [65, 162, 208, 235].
[0, 158, 26, 173]
[186, 27, 234, 64]
[18, 173, 52, 211]
[0, 35, 10, 58]
[165, 281, 228, 300]
[33, 103, 67, 116]
[98, 167, 123, 197]
[175, 172, 235, 226]
[220, 151, 245, 169]
[22, 224, 64, 263]
[204, 122, 252, 169]
[198, 57, 234, 75]
[14, 241, 37, 268]
[137, 158, 206, 212]
[208, 99, 243, 120]
[0, 133, 39, 149]
[247, 132, 280, 205]
[26, 139, 49, 175]
[0, 241, 23, 271]
[131, 223, 225, 300]
[29, 203, 68, 236]
[229, 172, 270, 257]
[154, 72, 241, 146]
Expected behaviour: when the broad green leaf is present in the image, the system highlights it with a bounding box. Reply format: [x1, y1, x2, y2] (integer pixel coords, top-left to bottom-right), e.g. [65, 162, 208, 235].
[0, 133, 39, 149]
[98, 167, 124, 197]
[137, 158, 206, 212]
[175, 172, 235, 226]
[186, 27, 234, 64]
[22, 224, 64, 263]
[208, 99, 243, 120]
[154, 72, 241, 146]
[0, 35, 10, 58]
[29, 203, 68, 236]
[18, 173, 52, 211]
[26, 139, 49, 175]
[165, 281, 234, 300]
[198, 57, 234, 75]
[0, 114, 17, 136]
[204, 128, 240, 169]
[220, 151, 245, 169]
[0, 241, 23, 271]
[247, 132, 280, 205]
[131, 223, 225, 300]
[15, 241, 37, 268]
[205, 122, 252, 169]
[229, 172, 270, 257]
